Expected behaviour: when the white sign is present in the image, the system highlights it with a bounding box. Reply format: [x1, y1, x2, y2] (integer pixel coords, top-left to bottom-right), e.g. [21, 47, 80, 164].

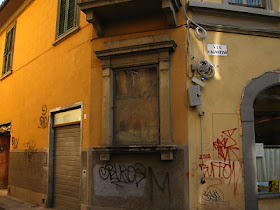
[54, 108, 81, 126]
[256, 143, 264, 157]
[207, 44, 228, 56]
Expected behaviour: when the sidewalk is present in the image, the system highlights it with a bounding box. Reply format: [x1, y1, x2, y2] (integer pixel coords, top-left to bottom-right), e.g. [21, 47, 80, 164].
[0, 190, 47, 210]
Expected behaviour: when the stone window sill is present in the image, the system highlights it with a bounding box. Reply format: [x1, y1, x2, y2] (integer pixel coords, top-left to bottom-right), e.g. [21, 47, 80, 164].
[93, 145, 178, 161]
[188, 1, 280, 18]
[53, 26, 80, 46]
[258, 193, 280, 199]
[0, 70, 12, 81]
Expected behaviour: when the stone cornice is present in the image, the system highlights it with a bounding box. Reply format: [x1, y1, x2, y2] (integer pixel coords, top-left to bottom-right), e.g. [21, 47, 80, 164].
[95, 40, 177, 59]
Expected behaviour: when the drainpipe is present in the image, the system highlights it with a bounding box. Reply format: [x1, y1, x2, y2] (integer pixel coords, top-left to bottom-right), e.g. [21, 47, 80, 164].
[196, 107, 205, 184]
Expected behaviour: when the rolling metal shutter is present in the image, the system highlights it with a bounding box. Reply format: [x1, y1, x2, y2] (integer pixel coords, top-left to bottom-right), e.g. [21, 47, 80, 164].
[54, 124, 80, 210]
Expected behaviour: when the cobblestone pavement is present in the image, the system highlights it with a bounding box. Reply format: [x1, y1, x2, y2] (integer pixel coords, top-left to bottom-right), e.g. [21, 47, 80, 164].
[0, 190, 47, 210]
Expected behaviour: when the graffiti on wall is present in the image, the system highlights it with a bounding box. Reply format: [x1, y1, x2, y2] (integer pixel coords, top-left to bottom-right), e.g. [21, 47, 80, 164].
[98, 163, 146, 188]
[202, 186, 224, 202]
[23, 140, 37, 162]
[0, 144, 8, 153]
[94, 163, 170, 199]
[38, 105, 49, 129]
[199, 154, 211, 159]
[199, 128, 242, 196]
[149, 167, 170, 202]
[11, 136, 19, 150]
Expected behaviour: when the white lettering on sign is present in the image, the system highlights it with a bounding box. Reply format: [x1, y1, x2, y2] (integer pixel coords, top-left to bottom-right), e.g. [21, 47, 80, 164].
[207, 44, 228, 56]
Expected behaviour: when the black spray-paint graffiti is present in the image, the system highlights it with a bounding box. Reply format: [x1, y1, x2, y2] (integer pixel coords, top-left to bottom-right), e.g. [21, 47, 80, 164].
[202, 186, 224, 202]
[149, 167, 171, 202]
[23, 140, 37, 162]
[98, 163, 171, 201]
[11, 136, 19, 149]
[38, 105, 49, 129]
[99, 163, 146, 188]
[0, 144, 8, 153]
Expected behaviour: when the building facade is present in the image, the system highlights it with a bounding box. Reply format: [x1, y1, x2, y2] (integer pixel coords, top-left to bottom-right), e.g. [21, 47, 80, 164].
[0, 0, 279, 209]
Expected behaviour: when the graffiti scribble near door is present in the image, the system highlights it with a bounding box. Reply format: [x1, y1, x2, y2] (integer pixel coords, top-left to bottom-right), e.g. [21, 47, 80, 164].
[38, 105, 49, 129]
[11, 137, 19, 150]
[23, 140, 37, 162]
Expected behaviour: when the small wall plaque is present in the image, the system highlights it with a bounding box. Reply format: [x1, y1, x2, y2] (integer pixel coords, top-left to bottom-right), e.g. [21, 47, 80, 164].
[207, 44, 228, 56]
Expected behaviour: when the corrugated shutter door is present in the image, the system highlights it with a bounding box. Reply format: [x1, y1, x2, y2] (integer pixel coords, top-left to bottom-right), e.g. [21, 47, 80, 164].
[54, 124, 80, 210]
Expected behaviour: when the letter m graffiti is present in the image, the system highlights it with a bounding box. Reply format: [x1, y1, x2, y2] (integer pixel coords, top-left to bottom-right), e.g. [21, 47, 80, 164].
[149, 167, 171, 202]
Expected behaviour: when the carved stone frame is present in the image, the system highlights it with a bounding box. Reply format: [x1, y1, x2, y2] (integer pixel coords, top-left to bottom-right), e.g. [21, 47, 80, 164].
[95, 34, 177, 160]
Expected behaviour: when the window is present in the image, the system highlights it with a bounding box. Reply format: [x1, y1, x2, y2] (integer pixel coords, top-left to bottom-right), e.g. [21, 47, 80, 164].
[254, 86, 280, 194]
[95, 34, 176, 160]
[57, 0, 77, 38]
[114, 67, 159, 145]
[2, 25, 16, 76]
[229, 0, 266, 8]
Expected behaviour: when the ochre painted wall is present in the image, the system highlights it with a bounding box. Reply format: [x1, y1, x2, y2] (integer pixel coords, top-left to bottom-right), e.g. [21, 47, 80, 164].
[0, 0, 93, 150]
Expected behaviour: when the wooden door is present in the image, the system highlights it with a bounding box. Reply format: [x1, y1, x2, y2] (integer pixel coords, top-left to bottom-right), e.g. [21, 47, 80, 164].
[0, 133, 10, 189]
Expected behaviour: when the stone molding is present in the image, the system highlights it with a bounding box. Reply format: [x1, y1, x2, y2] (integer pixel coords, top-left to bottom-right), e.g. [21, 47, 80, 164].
[94, 34, 176, 160]
[188, 1, 280, 37]
[78, 0, 182, 37]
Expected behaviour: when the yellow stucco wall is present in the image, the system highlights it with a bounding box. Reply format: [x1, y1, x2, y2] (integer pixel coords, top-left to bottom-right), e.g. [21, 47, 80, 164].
[259, 198, 280, 210]
[0, 0, 93, 149]
[0, 0, 279, 209]
[187, 28, 280, 209]
[273, 0, 280, 12]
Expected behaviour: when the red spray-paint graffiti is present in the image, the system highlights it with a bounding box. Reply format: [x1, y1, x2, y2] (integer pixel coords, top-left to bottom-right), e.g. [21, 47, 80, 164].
[199, 128, 242, 196]
[199, 154, 211, 160]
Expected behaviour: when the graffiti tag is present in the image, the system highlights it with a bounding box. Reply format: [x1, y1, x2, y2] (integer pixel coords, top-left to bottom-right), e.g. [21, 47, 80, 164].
[23, 140, 37, 162]
[38, 105, 49, 129]
[199, 128, 242, 195]
[99, 163, 146, 188]
[202, 186, 224, 202]
[0, 144, 8, 153]
[199, 154, 211, 159]
[12, 136, 19, 149]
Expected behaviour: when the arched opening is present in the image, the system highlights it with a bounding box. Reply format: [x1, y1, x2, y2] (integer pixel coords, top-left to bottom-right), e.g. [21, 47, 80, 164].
[240, 71, 280, 210]
[254, 85, 280, 193]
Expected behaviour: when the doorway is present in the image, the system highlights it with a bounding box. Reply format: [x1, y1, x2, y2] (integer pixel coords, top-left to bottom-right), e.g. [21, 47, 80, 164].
[47, 103, 82, 209]
[0, 127, 10, 189]
[254, 85, 280, 193]
[240, 70, 280, 210]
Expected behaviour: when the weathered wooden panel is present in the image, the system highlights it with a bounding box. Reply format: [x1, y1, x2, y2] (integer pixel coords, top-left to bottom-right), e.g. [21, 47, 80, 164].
[114, 67, 159, 145]
[0, 134, 9, 189]
[54, 124, 80, 210]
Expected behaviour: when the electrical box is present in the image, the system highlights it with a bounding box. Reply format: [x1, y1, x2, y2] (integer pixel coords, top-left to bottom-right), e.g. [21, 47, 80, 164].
[187, 85, 202, 107]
